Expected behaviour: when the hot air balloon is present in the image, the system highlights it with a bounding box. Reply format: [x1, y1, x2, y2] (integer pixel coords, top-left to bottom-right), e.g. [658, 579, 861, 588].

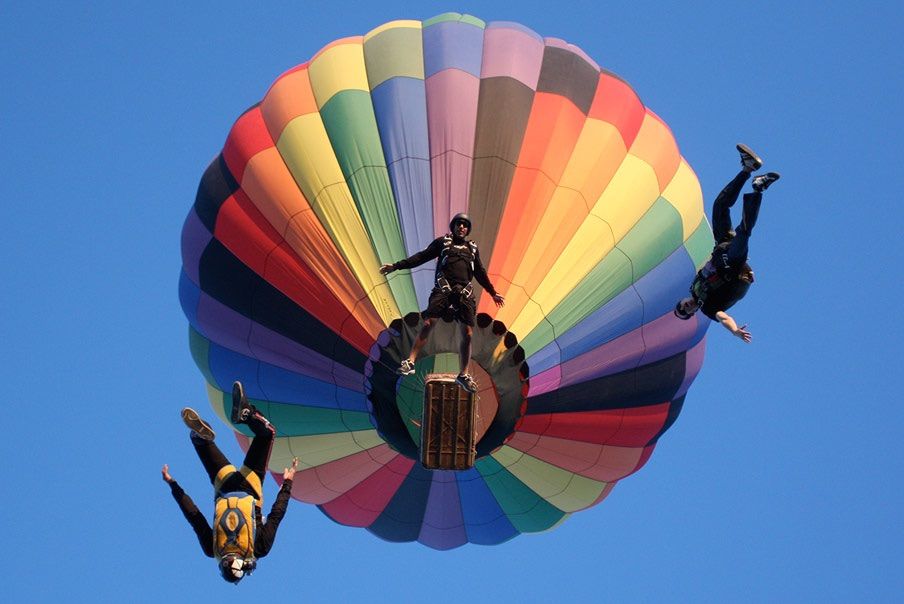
[179, 13, 713, 550]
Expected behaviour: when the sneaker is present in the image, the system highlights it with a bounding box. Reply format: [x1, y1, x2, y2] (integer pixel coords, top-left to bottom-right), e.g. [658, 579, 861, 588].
[182, 407, 215, 441]
[397, 359, 416, 376]
[455, 373, 479, 393]
[737, 143, 763, 172]
[231, 381, 254, 424]
[752, 171, 781, 192]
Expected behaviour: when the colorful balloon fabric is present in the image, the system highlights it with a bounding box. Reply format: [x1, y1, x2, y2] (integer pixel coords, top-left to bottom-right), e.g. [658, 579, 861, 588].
[179, 13, 713, 550]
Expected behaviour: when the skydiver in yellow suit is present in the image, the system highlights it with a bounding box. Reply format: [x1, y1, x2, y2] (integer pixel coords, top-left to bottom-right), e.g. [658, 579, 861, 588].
[162, 381, 298, 584]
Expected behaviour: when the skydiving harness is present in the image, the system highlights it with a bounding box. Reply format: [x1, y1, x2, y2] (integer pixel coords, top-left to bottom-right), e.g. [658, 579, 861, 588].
[690, 246, 739, 305]
[435, 276, 473, 298]
[435, 235, 478, 295]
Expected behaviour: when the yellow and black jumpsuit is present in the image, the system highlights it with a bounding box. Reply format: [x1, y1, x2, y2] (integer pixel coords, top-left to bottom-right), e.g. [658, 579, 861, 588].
[167, 411, 293, 560]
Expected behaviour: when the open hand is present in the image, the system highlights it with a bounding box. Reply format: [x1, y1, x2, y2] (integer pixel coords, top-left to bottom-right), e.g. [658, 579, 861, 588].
[734, 324, 752, 343]
[492, 294, 505, 308]
[283, 457, 299, 481]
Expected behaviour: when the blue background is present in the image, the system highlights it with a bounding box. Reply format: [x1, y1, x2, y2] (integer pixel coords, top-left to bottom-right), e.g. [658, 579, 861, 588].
[3, 1, 901, 601]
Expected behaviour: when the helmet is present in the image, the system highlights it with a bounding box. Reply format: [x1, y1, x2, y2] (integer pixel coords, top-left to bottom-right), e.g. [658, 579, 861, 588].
[673, 299, 696, 320]
[449, 213, 471, 233]
[219, 555, 257, 584]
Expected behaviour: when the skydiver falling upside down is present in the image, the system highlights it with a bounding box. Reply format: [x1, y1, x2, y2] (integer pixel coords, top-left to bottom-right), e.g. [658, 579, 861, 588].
[674, 144, 781, 342]
[161, 381, 298, 584]
[380, 213, 505, 393]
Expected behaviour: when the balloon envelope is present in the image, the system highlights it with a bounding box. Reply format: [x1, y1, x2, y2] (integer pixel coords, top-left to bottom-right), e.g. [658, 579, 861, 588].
[180, 13, 713, 549]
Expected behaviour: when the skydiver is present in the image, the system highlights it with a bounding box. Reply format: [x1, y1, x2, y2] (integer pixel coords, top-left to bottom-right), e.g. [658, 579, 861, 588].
[674, 144, 781, 342]
[380, 213, 505, 393]
[161, 381, 298, 584]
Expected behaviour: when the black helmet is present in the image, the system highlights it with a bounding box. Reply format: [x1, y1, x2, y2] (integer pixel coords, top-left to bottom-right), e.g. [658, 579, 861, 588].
[449, 213, 471, 233]
[674, 295, 701, 320]
[674, 300, 694, 320]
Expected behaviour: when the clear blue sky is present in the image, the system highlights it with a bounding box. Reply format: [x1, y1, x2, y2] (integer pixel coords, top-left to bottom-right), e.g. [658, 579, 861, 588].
[3, 1, 901, 601]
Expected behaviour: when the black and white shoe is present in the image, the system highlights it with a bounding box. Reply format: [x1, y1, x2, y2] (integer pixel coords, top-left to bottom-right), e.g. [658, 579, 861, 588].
[455, 373, 479, 393]
[752, 171, 781, 192]
[737, 143, 763, 172]
[397, 359, 416, 376]
[231, 381, 254, 424]
[182, 407, 216, 441]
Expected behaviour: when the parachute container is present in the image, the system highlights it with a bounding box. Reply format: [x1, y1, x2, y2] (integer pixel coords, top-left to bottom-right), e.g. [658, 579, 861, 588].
[180, 13, 713, 549]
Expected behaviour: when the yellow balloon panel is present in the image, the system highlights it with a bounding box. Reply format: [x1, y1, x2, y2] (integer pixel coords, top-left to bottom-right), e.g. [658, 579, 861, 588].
[308, 39, 370, 106]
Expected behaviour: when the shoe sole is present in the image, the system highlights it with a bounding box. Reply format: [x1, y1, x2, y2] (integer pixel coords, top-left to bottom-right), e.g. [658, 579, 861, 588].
[182, 407, 216, 441]
[231, 381, 246, 424]
[397, 368, 415, 376]
[736, 143, 763, 170]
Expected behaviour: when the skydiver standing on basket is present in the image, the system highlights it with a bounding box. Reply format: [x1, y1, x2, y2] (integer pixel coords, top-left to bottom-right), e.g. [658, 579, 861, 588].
[380, 213, 505, 393]
[161, 381, 299, 584]
[674, 144, 781, 342]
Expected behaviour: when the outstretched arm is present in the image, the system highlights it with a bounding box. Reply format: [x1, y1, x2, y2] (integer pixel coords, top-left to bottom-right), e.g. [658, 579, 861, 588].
[715, 311, 752, 343]
[380, 239, 442, 274]
[162, 464, 214, 557]
[472, 248, 504, 307]
[254, 458, 299, 557]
